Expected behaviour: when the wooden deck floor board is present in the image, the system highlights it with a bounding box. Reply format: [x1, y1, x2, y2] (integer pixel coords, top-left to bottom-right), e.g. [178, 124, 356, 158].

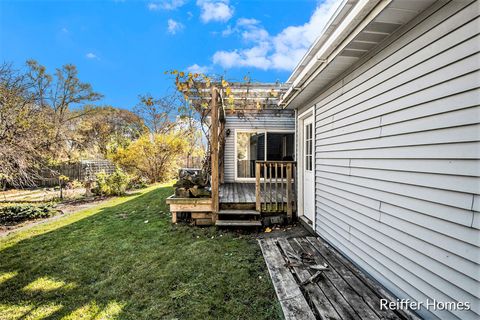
[219, 183, 290, 204]
[300, 238, 396, 319]
[293, 238, 380, 320]
[288, 239, 362, 320]
[220, 183, 256, 203]
[277, 238, 343, 320]
[260, 236, 416, 320]
[259, 238, 316, 320]
[234, 183, 239, 203]
[305, 237, 420, 320]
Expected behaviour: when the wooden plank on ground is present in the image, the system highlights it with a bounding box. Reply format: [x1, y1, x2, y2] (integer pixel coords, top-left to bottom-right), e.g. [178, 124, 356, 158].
[258, 239, 316, 320]
[216, 220, 261, 227]
[305, 237, 420, 320]
[303, 237, 402, 320]
[195, 218, 213, 226]
[295, 238, 381, 320]
[277, 239, 341, 320]
[191, 213, 211, 219]
[289, 239, 361, 320]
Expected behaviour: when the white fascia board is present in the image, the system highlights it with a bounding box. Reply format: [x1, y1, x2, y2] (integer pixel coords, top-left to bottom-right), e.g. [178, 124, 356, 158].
[286, 0, 356, 84]
[281, 0, 390, 108]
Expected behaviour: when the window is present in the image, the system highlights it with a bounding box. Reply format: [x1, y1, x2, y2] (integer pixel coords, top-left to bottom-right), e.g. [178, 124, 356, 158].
[236, 132, 265, 178]
[236, 130, 294, 179]
[305, 123, 313, 171]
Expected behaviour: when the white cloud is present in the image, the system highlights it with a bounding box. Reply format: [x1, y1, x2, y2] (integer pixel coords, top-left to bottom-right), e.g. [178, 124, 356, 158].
[85, 52, 98, 59]
[221, 25, 234, 36]
[212, 51, 241, 69]
[221, 18, 268, 42]
[236, 18, 259, 27]
[61, 27, 69, 33]
[167, 19, 184, 34]
[197, 0, 234, 23]
[147, 2, 160, 10]
[186, 64, 210, 74]
[148, 0, 186, 11]
[213, 42, 271, 70]
[212, 0, 342, 71]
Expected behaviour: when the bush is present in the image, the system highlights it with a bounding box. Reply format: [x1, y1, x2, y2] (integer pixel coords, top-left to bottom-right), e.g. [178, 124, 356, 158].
[92, 168, 130, 196]
[109, 132, 188, 183]
[128, 176, 149, 190]
[0, 204, 58, 225]
[66, 179, 84, 189]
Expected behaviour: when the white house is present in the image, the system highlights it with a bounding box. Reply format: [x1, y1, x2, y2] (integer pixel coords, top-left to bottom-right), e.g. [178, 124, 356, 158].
[280, 0, 480, 319]
[167, 1, 479, 318]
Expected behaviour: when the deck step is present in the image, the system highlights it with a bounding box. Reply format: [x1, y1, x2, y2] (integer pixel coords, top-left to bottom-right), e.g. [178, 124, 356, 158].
[218, 209, 260, 216]
[215, 220, 262, 227]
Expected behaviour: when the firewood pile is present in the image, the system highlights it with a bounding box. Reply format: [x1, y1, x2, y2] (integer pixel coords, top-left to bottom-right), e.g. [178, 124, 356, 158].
[173, 169, 211, 198]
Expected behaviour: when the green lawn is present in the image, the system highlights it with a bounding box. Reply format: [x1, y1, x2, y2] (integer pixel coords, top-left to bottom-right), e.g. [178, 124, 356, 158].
[0, 184, 282, 320]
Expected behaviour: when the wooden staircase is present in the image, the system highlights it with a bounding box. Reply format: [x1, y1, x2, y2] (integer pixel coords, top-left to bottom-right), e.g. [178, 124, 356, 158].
[215, 209, 262, 227]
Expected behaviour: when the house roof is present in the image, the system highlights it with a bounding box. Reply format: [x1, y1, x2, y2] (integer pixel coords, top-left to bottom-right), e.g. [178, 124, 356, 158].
[281, 0, 438, 109]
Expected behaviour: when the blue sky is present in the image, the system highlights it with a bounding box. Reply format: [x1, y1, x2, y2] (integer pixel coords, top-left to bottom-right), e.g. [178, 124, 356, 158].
[0, 0, 340, 110]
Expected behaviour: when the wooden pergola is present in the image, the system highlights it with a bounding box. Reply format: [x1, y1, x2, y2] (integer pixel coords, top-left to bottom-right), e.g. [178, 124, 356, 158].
[207, 83, 290, 222]
[168, 81, 294, 226]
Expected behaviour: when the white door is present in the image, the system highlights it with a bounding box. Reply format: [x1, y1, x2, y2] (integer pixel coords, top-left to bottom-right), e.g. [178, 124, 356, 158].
[303, 116, 315, 223]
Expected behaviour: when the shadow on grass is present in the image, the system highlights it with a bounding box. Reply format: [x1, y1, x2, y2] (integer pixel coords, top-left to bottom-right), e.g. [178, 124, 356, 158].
[0, 185, 281, 320]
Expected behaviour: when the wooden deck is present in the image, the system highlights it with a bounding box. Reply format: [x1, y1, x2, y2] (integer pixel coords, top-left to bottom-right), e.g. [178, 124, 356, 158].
[259, 237, 419, 320]
[219, 183, 256, 203]
[219, 183, 289, 204]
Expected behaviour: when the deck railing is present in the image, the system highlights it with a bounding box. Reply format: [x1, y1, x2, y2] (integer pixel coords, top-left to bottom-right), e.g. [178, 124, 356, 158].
[255, 161, 296, 218]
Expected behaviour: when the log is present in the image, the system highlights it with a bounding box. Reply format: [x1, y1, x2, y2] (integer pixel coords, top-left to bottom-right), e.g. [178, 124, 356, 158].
[190, 186, 211, 197]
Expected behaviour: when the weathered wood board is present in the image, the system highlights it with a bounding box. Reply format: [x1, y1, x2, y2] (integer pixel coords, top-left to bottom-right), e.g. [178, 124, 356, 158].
[166, 195, 212, 223]
[259, 237, 420, 320]
[258, 238, 316, 320]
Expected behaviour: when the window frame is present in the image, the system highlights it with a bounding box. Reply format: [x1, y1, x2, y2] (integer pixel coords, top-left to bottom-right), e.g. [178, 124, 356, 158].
[234, 128, 295, 182]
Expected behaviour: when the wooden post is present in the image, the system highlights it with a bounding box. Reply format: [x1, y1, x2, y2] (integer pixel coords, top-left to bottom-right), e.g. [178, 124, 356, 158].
[275, 162, 278, 212]
[172, 212, 177, 224]
[211, 87, 219, 222]
[293, 162, 297, 215]
[59, 177, 63, 200]
[263, 163, 267, 212]
[219, 111, 225, 184]
[280, 163, 284, 212]
[286, 163, 293, 220]
[269, 163, 272, 211]
[255, 162, 261, 211]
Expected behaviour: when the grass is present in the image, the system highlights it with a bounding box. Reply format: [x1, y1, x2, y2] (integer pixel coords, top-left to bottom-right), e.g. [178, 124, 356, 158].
[0, 184, 282, 320]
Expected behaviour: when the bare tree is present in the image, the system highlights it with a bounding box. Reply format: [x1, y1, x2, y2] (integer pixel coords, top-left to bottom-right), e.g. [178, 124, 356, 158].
[0, 60, 104, 187]
[26, 60, 103, 159]
[134, 94, 178, 134]
[0, 63, 49, 187]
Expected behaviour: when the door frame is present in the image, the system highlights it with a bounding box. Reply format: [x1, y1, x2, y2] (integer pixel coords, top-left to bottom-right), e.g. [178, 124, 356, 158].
[297, 106, 315, 231]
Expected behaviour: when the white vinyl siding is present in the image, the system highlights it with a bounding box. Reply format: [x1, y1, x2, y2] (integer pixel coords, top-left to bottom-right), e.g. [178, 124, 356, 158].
[307, 1, 480, 319]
